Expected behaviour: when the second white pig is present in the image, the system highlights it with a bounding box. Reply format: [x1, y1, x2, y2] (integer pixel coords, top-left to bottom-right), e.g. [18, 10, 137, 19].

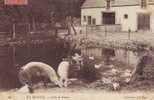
[57, 61, 70, 87]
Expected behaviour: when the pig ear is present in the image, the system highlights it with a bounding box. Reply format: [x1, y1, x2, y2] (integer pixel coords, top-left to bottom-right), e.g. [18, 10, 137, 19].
[15, 64, 21, 70]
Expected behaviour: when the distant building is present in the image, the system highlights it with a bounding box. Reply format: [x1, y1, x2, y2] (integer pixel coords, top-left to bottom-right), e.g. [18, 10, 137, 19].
[81, 0, 154, 32]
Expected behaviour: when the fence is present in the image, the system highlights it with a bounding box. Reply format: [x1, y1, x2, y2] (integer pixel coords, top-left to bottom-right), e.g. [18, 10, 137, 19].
[0, 23, 60, 39]
[81, 47, 102, 57]
[85, 24, 121, 33]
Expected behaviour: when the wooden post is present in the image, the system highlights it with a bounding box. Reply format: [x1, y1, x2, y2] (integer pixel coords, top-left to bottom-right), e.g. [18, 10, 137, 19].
[85, 24, 88, 55]
[27, 23, 31, 59]
[67, 17, 71, 35]
[13, 23, 16, 39]
[83, 22, 88, 55]
[128, 28, 131, 40]
[32, 18, 36, 31]
[105, 25, 107, 38]
[86, 25, 87, 40]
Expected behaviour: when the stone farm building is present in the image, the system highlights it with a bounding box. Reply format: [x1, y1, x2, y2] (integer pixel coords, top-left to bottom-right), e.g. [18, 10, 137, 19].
[81, 0, 154, 32]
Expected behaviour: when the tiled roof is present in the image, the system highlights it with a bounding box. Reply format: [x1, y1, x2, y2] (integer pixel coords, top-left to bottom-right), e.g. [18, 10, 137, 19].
[82, 0, 154, 8]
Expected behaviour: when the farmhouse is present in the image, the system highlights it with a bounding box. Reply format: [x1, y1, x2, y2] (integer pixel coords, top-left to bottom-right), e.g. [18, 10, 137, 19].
[81, 0, 154, 32]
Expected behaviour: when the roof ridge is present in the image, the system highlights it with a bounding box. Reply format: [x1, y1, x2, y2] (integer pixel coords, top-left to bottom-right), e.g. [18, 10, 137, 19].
[82, 0, 154, 9]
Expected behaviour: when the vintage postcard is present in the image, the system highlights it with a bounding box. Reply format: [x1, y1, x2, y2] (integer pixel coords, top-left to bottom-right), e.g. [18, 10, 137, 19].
[0, 0, 154, 100]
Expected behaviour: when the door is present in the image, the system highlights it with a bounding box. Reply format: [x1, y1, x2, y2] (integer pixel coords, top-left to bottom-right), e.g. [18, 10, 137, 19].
[102, 12, 115, 25]
[138, 13, 150, 30]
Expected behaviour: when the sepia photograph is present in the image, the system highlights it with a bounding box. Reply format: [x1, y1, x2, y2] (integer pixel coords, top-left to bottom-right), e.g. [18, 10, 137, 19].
[0, 0, 154, 100]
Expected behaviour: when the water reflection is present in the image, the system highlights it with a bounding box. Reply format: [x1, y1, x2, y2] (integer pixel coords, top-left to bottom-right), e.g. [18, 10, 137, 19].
[0, 41, 69, 89]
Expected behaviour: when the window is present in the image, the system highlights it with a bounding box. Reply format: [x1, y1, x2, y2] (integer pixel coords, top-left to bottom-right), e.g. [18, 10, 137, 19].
[141, 0, 147, 8]
[102, 12, 115, 24]
[92, 18, 96, 25]
[83, 16, 86, 22]
[106, 0, 111, 9]
[138, 13, 150, 30]
[87, 16, 92, 25]
[124, 14, 128, 19]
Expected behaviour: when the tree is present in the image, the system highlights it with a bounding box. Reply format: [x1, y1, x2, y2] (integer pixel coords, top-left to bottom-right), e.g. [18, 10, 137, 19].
[0, 0, 86, 29]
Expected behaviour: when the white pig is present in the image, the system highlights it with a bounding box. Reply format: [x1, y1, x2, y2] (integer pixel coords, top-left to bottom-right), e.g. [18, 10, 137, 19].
[18, 62, 63, 93]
